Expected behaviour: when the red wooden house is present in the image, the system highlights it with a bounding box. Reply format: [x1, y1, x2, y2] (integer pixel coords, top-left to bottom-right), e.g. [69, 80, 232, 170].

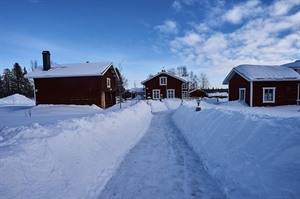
[141, 70, 186, 99]
[25, 51, 120, 109]
[223, 63, 300, 107]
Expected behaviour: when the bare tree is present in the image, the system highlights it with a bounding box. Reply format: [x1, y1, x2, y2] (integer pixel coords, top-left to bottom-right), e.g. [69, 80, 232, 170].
[199, 72, 210, 89]
[30, 60, 38, 71]
[177, 66, 188, 77]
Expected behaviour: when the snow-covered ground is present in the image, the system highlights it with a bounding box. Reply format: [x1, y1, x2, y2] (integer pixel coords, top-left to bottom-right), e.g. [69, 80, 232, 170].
[0, 95, 152, 199]
[173, 99, 300, 199]
[1, 95, 299, 199]
[99, 109, 227, 199]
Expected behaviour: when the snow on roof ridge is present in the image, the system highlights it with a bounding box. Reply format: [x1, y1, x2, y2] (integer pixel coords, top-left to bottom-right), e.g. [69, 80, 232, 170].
[234, 64, 299, 80]
[25, 61, 114, 78]
[281, 60, 300, 68]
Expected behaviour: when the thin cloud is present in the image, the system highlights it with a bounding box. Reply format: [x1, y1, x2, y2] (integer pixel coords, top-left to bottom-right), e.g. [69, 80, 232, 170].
[223, 0, 262, 24]
[172, 0, 182, 12]
[155, 20, 178, 35]
[270, 0, 300, 16]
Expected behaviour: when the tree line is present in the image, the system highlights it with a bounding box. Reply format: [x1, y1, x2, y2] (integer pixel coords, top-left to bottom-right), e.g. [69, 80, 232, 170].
[0, 63, 34, 98]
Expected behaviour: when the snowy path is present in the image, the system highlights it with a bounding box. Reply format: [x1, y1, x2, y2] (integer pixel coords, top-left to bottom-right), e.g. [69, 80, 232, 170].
[98, 110, 227, 199]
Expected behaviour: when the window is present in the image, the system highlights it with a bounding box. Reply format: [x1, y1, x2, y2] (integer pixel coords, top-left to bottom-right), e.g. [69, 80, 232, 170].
[182, 91, 188, 98]
[263, 87, 275, 103]
[160, 77, 167, 85]
[167, 89, 175, 98]
[182, 83, 188, 89]
[239, 88, 246, 102]
[107, 78, 111, 88]
[153, 89, 160, 99]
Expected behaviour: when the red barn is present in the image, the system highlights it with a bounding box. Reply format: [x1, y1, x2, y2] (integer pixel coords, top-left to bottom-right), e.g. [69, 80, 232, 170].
[141, 70, 186, 99]
[25, 51, 120, 109]
[223, 63, 300, 107]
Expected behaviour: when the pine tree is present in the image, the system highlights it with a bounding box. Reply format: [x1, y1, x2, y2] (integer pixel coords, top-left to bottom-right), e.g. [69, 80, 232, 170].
[0, 74, 4, 98]
[2, 68, 13, 96]
[12, 63, 24, 94]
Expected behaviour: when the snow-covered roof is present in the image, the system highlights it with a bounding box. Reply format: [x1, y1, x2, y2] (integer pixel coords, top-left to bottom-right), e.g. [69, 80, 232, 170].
[141, 71, 187, 84]
[281, 60, 300, 69]
[223, 64, 300, 85]
[129, 87, 144, 93]
[207, 92, 228, 97]
[25, 62, 118, 79]
[189, 89, 206, 94]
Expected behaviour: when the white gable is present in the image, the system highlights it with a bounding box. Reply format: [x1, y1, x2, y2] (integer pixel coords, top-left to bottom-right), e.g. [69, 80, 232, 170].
[25, 62, 113, 78]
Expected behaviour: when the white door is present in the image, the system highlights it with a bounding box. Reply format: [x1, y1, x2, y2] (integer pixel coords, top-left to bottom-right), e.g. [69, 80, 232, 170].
[153, 89, 160, 100]
[167, 89, 175, 98]
[239, 88, 246, 102]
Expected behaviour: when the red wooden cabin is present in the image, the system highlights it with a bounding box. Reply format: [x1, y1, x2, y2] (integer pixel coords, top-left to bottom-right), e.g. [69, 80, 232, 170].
[25, 51, 119, 109]
[223, 63, 300, 107]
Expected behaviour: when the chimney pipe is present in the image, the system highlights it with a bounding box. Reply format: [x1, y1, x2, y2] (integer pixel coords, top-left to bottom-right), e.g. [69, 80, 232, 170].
[42, 51, 51, 71]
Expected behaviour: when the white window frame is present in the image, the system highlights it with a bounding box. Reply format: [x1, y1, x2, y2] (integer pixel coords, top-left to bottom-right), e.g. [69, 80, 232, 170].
[167, 89, 175, 98]
[239, 88, 246, 102]
[182, 83, 188, 89]
[263, 87, 276, 103]
[182, 91, 188, 98]
[152, 89, 160, 100]
[159, 77, 167, 85]
[107, 78, 111, 88]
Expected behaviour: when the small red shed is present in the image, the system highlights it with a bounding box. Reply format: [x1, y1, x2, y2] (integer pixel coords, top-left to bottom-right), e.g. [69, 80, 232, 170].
[25, 51, 120, 109]
[189, 89, 207, 98]
[223, 64, 300, 107]
[141, 70, 186, 99]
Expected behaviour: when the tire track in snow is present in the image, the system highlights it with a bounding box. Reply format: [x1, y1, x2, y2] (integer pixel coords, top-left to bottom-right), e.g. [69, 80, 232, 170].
[98, 110, 227, 199]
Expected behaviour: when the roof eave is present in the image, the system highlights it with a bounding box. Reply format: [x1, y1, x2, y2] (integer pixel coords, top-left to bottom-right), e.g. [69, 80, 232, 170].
[141, 71, 187, 85]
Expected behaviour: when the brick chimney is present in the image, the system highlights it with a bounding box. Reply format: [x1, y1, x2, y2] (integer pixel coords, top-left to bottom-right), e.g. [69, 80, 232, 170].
[42, 51, 51, 71]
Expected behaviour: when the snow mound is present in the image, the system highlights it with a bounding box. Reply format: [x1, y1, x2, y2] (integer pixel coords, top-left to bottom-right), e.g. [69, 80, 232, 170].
[148, 100, 168, 112]
[172, 105, 300, 199]
[0, 94, 34, 105]
[0, 101, 152, 199]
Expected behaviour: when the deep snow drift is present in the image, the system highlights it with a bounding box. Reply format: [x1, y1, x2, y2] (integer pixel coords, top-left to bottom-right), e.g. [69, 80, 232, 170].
[0, 96, 152, 199]
[173, 99, 300, 199]
[1, 95, 299, 199]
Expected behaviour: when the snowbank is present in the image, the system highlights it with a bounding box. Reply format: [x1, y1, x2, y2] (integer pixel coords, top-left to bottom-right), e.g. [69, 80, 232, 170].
[0, 94, 34, 105]
[0, 101, 152, 199]
[172, 104, 300, 199]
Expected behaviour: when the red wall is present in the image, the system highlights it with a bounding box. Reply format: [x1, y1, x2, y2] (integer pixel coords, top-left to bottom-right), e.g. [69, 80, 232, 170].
[34, 67, 117, 108]
[228, 73, 250, 105]
[143, 74, 184, 99]
[229, 73, 300, 106]
[253, 81, 299, 106]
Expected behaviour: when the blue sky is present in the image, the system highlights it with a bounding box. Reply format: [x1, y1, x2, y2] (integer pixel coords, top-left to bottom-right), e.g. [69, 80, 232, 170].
[0, 0, 299, 88]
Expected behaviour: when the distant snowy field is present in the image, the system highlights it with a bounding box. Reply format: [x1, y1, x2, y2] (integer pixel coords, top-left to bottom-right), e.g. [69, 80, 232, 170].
[0, 94, 299, 199]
